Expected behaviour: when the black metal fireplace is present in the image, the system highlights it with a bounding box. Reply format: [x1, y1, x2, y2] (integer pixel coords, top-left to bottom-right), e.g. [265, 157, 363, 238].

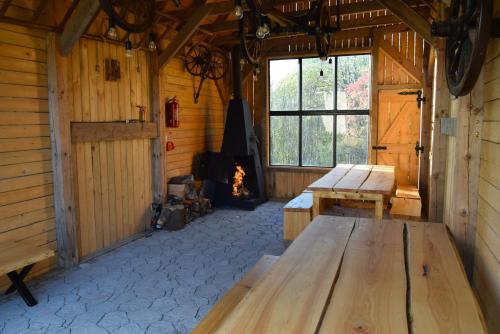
[206, 45, 266, 210]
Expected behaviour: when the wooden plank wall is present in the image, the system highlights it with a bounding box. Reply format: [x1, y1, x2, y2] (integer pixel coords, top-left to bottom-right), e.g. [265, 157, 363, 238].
[65, 39, 153, 258]
[0, 22, 57, 288]
[473, 17, 500, 333]
[264, 31, 424, 199]
[442, 3, 499, 332]
[160, 58, 224, 180]
[377, 31, 423, 86]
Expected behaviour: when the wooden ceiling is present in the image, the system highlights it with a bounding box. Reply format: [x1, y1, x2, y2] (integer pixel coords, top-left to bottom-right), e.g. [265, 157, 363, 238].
[0, 0, 439, 65]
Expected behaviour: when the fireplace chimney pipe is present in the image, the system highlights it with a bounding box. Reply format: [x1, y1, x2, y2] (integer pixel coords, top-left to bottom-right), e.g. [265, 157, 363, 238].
[231, 44, 243, 100]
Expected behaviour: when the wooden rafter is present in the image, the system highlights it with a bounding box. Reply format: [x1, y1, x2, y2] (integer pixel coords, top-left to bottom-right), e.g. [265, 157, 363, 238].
[0, 0, 12, 16]
[158, 3, 216, 68]
[161, 1, 233, 20]
[31, 0, 49, 23]
[59, 0, 101, 56]
[376, 0, 435, 46]
[58, 0, 80, 31]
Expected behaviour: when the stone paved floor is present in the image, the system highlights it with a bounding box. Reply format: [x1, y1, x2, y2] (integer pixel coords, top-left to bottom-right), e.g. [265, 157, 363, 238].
[0, 201, 286, 334]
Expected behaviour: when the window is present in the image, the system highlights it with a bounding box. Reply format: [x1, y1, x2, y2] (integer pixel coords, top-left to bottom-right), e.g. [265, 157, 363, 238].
[269, 55, 371, 167]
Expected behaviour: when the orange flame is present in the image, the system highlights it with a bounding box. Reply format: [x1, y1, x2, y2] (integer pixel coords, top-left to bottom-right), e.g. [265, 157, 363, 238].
[232, 165, 246, 197]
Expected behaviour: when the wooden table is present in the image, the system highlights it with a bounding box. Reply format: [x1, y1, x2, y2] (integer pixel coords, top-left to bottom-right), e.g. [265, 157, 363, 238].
[307, 164, 395, 219]
[213, 216, 487, 333]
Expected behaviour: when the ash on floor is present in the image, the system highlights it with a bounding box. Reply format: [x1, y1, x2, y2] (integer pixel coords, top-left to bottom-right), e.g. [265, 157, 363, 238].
[0, 202, 286, 334]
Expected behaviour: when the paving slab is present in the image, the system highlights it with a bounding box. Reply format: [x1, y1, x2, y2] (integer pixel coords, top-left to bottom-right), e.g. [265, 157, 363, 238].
[0, 202, 286, 334]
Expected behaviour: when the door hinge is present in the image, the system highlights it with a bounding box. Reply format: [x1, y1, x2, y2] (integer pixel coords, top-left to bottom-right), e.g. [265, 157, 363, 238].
[398, 90, 426, 108]
[372, 145, 388, 150]
[415, 141, 424, 156]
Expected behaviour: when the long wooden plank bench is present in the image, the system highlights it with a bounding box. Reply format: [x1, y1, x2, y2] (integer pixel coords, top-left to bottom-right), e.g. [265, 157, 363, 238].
[0, 241, 55, 306]
[210, 216, 487, 333]
[191, 255, 279, 334]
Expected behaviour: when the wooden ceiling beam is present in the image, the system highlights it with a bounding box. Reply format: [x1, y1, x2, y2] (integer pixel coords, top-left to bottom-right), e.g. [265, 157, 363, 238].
[203, 20, 238, 34]
[214, 21, 411, 47]
[162, 1, 234, 20]
[274, 0, 424, 17]
[31, 0, 49, 23]
[59, 0, 101, 56]
[204, 13, 405, 34]
[375, 0, 435, 46]
[0, 0, 12, 16]
[158, 3, 216, 68]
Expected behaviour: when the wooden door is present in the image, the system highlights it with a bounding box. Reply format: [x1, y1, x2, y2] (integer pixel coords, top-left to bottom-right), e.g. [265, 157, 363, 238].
[375, 90, 421, 186]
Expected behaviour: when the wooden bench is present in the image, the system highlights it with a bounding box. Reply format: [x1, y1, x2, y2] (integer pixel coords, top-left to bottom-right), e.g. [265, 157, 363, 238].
[0, 241, 55, 306]
[283, 191, 313, 240]
[191, 255, 279, 334]
[390, 184, 422, 218]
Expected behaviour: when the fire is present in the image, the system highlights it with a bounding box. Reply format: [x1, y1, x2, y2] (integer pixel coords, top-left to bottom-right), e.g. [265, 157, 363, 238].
[232, 164, 249, 197]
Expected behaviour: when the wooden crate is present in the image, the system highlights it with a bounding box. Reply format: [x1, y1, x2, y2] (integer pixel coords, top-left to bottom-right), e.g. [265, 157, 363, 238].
[283, 191, 313, 240]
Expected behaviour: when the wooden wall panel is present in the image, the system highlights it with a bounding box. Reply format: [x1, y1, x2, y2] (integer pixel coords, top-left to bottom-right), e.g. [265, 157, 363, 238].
[160, 58, 224, 180]
[473, 30, 500, 334]
[0, 21, 56, 289]
[66, 39, 153, 258]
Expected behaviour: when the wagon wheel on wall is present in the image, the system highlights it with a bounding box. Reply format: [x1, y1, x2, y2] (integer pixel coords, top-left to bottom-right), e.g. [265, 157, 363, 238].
[185, 44, 211, 77]
[100, 0, 155, 33]
[431, 0, 494, 96]
[240, 12, 264, 65]
[206, 50, 228, 80]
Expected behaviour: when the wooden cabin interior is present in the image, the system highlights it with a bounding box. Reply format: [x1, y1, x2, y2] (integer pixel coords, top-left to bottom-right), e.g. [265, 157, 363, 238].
[0, 0, 498, 332]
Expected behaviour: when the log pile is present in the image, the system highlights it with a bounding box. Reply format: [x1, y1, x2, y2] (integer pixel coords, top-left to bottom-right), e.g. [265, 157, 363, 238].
[151, 175, 213, 231]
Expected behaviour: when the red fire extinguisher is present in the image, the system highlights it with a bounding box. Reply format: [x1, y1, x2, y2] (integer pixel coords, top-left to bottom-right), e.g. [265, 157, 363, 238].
[166, 97, 180, 128]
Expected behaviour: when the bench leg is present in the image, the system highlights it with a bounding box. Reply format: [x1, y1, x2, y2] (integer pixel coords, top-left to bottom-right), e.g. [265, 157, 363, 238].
[5, 264, 38, 307]
[375, 198, 383, 220]
[313, 193, 320, 218]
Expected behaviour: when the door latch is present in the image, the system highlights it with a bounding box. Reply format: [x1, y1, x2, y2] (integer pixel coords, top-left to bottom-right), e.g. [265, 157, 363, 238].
[398, 90, 426, 108]
[372, 145, 388, 150]
[415, 141, 424, 157]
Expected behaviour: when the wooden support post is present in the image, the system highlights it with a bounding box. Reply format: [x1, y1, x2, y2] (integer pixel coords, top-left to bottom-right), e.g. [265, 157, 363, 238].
[374, 196, 384, 220]
[158, 3, 215, 68]
[419, 42, 433, 218]
[59, 0, 100, 56]
[151, 53, 167, 203]
[376, 0, 435, 46]
[465, 70, 484, 277]
[255, 60, 269, 195]
[444, 69, 484, 278]
[46, 33, 78, 267]
[428, 40, 449, 222]
[370, 34, 380, 164]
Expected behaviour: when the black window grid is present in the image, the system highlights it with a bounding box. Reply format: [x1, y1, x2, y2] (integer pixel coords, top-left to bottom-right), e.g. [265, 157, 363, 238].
[268, 55, 371, 168]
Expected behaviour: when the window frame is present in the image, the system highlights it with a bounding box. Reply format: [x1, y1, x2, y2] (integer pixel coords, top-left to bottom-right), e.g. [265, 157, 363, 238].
[268, 54, 371, 168]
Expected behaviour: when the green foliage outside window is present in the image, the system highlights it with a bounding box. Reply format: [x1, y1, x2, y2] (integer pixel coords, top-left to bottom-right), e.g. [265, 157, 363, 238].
[269, 55, 370, 167]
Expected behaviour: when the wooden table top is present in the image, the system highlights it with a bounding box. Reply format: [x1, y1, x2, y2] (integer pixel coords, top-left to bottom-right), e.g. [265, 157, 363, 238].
[307, 164, 396, 195]
[215, 216, 487, 334]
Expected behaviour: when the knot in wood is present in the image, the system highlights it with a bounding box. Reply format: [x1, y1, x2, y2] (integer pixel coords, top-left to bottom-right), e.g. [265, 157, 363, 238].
[459, 208, 468, 217]
[354, 321, 366, 332]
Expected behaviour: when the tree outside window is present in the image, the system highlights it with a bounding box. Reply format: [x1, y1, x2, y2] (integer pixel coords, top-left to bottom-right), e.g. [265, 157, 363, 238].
[269, 55, 370, 167]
